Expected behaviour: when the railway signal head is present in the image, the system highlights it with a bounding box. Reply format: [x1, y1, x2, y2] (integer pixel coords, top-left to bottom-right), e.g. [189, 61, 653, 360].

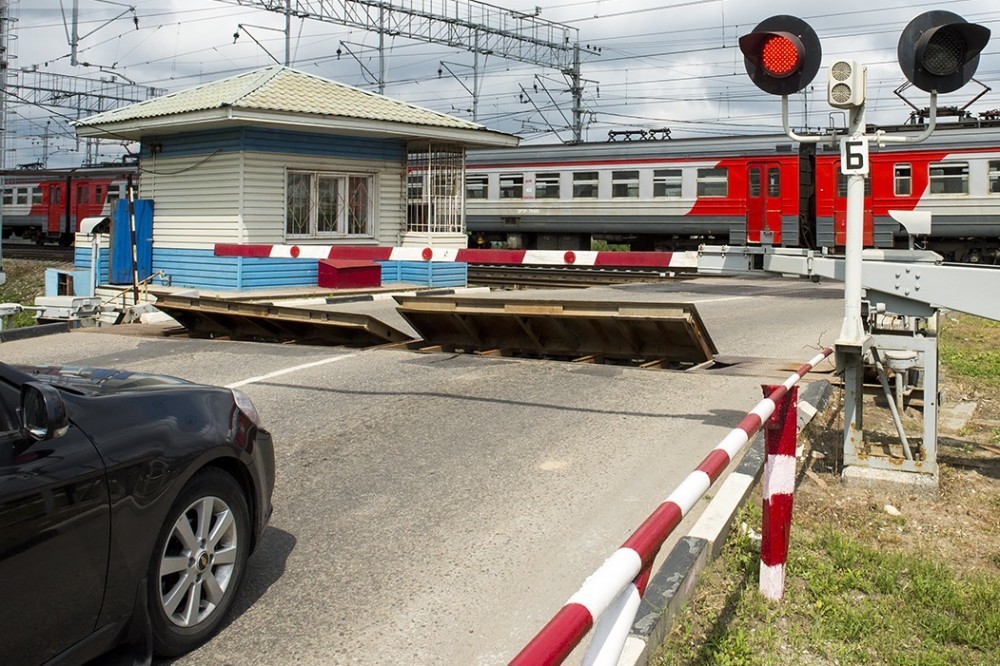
[739, 15, 822, 96]
[828, 60, 867, 109]
[898, 10, 991, 94]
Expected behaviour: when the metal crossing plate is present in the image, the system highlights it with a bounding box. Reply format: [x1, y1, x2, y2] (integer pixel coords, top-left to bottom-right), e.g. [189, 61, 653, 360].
[394, 296, 718, 365]
[153, 294, 414, 346]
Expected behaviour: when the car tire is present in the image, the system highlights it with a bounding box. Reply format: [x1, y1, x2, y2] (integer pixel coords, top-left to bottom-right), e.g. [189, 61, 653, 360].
[148, 468, 250, 657]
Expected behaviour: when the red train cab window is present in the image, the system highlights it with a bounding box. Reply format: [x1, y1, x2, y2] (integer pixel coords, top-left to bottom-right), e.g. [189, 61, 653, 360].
[768, 168, 780, 197]
[749, 168, 761, 197]
[894, 164, 912, 196]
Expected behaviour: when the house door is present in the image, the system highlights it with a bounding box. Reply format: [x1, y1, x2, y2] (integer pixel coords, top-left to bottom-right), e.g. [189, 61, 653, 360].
[746, 162, 782, 244]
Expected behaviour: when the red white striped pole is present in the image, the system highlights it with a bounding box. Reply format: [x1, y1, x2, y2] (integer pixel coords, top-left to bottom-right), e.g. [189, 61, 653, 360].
[759, 383, 799, 601]
[509, 349, 833, 666]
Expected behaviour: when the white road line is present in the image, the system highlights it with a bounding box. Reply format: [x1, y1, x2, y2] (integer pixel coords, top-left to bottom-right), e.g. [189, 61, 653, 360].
[225, 354, 356, 389]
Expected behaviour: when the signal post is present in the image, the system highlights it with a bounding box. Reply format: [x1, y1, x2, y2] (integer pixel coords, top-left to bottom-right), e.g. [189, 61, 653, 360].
[735, 12, 991, 490]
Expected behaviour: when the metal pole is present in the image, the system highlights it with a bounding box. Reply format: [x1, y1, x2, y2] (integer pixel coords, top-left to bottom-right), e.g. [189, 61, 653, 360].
[127, 175, 139, 305]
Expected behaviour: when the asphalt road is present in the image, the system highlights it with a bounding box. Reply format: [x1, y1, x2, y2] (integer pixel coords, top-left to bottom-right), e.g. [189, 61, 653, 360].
[1, 275, 845, 665]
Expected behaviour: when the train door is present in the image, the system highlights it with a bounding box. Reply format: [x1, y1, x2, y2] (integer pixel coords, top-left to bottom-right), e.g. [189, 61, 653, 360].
[832, 163, 874, 246]
[746, 161, 783, 244]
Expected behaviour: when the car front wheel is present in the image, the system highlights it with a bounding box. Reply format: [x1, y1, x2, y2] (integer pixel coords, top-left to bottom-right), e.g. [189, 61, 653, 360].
[149, 469, 250, 657]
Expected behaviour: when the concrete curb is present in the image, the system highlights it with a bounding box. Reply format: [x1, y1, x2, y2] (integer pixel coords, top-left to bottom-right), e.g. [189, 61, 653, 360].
[0, 322, 71, 343]
[618, 378, 833, 666]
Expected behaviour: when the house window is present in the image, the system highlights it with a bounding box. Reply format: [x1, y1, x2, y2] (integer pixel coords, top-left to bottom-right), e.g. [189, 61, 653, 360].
[535, 172, 561, 199]
[286, 170, 373, 238]
[929, 162, 968, 195]
[895, 164, 912, 196]
[499, 173, 523, 199]
[989, 161, 1000, 194]
[466, 174, 488, 199]
[572, 171, 599, 198]
[612, 170, 640, 198]
[696, 167, 728, 197]
[653, 169, 682, 198]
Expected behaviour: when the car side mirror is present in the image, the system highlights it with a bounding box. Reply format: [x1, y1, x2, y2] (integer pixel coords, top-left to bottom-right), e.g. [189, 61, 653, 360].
[20, 382, 70, 441]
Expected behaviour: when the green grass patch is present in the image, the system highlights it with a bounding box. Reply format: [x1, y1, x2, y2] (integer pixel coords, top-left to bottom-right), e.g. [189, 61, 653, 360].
[939, 315, 1000, 387]
[0, 259, 48, 328]
[654, 513, 1000, 666]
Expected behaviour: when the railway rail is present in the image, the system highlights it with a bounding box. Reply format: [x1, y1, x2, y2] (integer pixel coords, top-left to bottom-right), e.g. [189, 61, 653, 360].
[467, 264, 690, 288]
[2, 243, 75, 263]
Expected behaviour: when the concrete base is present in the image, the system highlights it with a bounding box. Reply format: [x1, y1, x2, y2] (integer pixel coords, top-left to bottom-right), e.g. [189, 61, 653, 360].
[841, 465, 939, 497]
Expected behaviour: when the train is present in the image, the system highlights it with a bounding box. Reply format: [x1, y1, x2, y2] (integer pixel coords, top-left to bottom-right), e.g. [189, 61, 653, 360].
[464, 120, 1000, 264]
[1, 169, 133, 246]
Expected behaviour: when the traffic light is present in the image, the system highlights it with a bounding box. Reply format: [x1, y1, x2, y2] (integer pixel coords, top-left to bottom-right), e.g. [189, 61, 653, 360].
[739, 15, 822, 96]
[828, 60, 866, 109]
[898, 10, 990, 94]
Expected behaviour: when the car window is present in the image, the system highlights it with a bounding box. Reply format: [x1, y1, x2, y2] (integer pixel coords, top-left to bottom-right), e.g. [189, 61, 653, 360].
[0, 393, 14, 433]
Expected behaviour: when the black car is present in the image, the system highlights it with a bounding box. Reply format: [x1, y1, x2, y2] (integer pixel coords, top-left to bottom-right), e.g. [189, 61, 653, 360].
[0, 361, 275, 665]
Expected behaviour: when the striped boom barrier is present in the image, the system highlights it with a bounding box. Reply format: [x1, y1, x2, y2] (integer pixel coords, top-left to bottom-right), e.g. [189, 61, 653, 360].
[509, 347, 833, 666]
[760, 383, 799, 601]
[214, 244, 699, 270]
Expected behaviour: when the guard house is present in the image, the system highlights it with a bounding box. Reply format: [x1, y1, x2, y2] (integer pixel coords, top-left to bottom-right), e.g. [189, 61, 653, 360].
[72, 66, 517, 292]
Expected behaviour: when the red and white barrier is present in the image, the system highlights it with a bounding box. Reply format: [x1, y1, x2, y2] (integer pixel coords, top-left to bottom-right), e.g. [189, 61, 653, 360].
[759, 384, 799, 601]
[510, 347, 832, 666]
[214, 243, 699, 270]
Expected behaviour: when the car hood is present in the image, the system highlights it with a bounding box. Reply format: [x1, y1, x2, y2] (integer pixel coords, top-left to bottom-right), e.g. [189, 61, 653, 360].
[13, 364, 194, 396]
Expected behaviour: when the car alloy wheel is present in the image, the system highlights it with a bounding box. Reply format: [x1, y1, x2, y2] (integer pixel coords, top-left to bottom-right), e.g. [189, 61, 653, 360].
[150, 469, 250, 657]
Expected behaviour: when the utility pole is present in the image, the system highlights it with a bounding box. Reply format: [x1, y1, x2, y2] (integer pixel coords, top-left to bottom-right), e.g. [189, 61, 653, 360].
[0, 0, 13, 286]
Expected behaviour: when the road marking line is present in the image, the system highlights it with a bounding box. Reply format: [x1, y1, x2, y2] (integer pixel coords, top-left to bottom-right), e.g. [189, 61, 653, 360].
[225, 354, 356, 389]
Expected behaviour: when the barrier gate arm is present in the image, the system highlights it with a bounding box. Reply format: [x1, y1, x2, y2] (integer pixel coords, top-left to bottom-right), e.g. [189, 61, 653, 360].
[510, 348, 833, 666]
[763, 248, 1000, 321]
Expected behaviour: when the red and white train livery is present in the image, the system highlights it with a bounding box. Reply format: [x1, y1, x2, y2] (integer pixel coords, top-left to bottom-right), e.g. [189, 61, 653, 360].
[465, 121, 1000, 263]
[1, 170, 131, 245]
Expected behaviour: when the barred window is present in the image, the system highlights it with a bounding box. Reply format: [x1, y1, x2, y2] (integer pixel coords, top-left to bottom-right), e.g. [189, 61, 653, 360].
[286, 170, 374, 238]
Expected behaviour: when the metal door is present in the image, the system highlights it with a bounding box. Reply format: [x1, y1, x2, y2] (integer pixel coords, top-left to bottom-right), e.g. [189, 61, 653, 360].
[746, 162, 783, 244]
[111, 198, 154, 285]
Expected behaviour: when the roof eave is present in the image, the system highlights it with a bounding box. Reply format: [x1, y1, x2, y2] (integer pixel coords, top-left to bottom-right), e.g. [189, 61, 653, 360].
[75, 108, 520, 148]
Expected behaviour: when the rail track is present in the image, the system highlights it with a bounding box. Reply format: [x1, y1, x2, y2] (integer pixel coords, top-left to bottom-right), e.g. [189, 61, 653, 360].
[467, 264, 691, 288]
[2, 243, 75, 264]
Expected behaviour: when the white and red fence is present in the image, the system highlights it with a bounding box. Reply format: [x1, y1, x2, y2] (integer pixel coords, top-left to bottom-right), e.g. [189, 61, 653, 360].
[509, 347, 833, 666]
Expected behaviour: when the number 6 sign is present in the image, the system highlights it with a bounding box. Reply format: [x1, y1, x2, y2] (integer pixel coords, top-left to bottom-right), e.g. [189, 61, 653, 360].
[841, 137, 869, 175]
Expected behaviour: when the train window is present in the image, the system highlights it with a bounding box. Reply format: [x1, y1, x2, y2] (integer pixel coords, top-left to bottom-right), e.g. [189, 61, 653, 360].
[696, 167, 727, 197]
[535, 172, 561, 199]
[989, 161, 1000, 194]
[499, 173, 523, 199]
[653, 169, 682, 198]
[894, 164, 912, 196]
[466, 175, 488, 199]
[768, 168, 780, 197]
[1, 188, 10, 206]
[748, 169, 761, 197]
[572, 171, 599, 198]
[929, 162, 968, 195]
[32, 188, 43, 205]
[16, 188, 29, 205]
[611, 171, 640, 198]
[95, 186, 104, 203]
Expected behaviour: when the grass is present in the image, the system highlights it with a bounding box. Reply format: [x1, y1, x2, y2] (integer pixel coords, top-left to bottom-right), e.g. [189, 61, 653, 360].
[652, 313, 1000, 666]
[0, 259, 48, 328]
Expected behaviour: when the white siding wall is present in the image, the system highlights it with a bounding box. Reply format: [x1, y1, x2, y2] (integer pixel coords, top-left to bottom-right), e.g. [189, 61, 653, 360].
[139, 152, 243, 249]
[241, 151, 406, 245]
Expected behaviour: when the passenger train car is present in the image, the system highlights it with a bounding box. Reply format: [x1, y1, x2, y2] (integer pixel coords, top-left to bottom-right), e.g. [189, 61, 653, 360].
[465, 121, 1000, 263]
[1, 170, 132, 245]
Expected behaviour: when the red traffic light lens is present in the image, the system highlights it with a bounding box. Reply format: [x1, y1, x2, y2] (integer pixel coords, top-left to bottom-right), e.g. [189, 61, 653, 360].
[761, 35, 800, 77]
[921, 29, 965, 75]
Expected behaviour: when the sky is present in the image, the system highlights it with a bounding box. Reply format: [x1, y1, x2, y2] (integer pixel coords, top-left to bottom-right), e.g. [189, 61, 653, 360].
[7, 0, 1000, 168]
